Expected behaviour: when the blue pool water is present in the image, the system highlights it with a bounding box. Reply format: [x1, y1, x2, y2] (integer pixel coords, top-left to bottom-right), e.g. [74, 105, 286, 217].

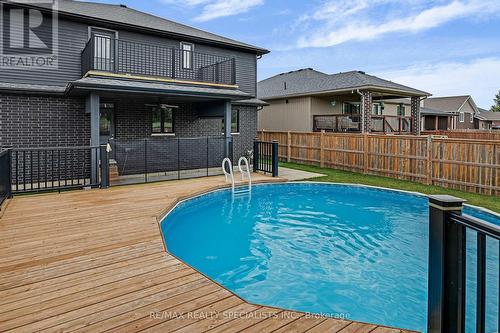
[161, 183, 499, 332]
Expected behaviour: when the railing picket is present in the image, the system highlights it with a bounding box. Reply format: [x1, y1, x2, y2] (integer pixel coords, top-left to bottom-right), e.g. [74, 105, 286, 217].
[476, 232, 486, 333]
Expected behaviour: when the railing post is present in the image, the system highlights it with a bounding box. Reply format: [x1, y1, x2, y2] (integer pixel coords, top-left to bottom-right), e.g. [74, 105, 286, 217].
[231, 58, 236, 85]
[171, 48, 176, 79]
[253, 140, 259, 173]
[287, 131, 291, 163]
[272, 140, 279, 177]
[427, 195, 467, 333]
[100, 145, 109, 189]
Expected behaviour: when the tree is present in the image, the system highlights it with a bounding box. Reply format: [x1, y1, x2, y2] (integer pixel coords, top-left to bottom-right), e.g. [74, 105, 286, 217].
[491, 90, 500, 112]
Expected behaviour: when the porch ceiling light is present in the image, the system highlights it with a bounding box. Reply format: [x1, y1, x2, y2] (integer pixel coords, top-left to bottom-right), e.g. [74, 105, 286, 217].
[331, 101, 337, 107]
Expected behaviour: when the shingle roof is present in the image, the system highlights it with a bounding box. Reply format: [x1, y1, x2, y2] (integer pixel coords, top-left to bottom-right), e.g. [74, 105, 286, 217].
[475, 108, 500, 121]
[28, 0, 268, 54]
[70, 77, 251, 99]
[257, 69, 430, 100]
[421, 107, 454, 116]
[423, 96, 472, 113]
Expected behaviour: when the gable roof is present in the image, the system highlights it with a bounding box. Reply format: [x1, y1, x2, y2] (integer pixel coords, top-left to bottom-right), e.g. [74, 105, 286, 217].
[22, 0, 268, 55]
[475, 108, 500, 121]
[423, 96, 478, 113]
[258, 69, 430, 100]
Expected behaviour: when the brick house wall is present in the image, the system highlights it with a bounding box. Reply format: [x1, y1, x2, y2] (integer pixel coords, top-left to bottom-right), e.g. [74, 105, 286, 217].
[0, 94, 89, 148]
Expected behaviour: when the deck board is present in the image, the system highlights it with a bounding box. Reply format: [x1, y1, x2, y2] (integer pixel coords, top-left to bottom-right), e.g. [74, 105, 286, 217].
[0, 175, 418, 333]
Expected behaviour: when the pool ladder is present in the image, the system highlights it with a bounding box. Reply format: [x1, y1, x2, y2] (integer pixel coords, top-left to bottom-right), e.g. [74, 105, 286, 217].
[222, 157, 252, 196]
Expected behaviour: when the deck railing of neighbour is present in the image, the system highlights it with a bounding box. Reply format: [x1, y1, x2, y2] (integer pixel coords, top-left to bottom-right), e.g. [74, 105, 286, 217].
[258, 131, 500, 195]
[371, 115, 412, 134]
[427, 196, 500, 333]
[81, 36, 237, 85]
[422, 130, 500, 141]
[10, 146, 108, 194]
[0, 150, 12, 208]
[253, 140, 279, 177]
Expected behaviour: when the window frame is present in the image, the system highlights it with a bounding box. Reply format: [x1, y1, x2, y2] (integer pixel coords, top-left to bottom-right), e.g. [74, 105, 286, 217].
[180, 42, 194, 70]
[397, 104, 406, 116]
[342, 102, 361, 115]
[470, 113, 474, 123]
[220, 109, 240, 134]
[151, 105, 175, 135]
[459, 112, 465, 123]
[372, 103, 382, 115]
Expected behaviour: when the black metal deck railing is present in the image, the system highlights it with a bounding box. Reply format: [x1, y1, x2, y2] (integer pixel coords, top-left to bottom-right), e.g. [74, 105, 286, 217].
[9, 146, 109, 194]
[428, 196, 500, 333]
[0, 150, 12, 208]
[81, 36, 237, 85]
[253, 140, 278, 177]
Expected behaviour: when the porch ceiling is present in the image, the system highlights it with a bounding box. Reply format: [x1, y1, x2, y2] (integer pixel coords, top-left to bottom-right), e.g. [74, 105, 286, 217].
[69, 77, 252, 101]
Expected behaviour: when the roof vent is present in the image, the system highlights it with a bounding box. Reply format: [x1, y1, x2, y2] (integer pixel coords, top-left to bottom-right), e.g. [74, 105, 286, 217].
[284, 81, 287, 90]
[119, 4, 127, 8]
[357, 71, 366, 74]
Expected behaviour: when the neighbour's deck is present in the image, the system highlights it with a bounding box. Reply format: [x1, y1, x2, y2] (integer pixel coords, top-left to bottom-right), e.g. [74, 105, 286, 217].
[0, 175, 416, 333]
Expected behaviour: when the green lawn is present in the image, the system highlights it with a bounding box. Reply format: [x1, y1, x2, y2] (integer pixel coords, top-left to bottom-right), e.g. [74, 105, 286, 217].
[280, 162, 500, 213]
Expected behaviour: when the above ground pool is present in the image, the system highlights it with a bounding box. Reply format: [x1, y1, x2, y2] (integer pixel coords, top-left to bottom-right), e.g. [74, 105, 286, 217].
[161, 183, 500, 332]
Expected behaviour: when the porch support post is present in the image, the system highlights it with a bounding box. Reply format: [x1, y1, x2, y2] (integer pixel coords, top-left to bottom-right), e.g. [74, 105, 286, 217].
[223, 100, 232, 159]
[360, 90, 372, 133]
[411, 96, 421, 135]
[86, 93, 100, 184]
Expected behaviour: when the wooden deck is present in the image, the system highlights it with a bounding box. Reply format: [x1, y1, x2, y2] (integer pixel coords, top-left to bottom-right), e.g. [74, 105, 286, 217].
[0, 175, 417, 333]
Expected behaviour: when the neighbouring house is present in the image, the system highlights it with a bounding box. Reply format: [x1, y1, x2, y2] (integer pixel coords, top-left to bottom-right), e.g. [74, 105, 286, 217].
[475, 108, 500, 130]
[257, 68, 430, 135]
[0, 0, 268, 180]
[422, 95, 478, 130]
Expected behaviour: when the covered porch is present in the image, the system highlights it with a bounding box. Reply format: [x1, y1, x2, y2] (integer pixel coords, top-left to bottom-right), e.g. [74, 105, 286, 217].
[69, 77, 256, 184]
[311, 89, 425, 135]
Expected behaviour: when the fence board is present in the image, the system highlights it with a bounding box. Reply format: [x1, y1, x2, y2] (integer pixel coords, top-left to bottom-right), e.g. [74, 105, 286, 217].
[422, 130, 500, 141]
[259, 131, 499, 195]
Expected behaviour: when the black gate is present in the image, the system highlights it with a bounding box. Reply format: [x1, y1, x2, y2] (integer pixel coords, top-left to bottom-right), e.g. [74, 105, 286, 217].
[0, 150, 12, 207]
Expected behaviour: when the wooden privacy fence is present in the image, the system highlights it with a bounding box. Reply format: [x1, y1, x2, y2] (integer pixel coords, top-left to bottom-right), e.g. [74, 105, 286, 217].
[258, 131, 500, 196]
[422, 130, 500, 141]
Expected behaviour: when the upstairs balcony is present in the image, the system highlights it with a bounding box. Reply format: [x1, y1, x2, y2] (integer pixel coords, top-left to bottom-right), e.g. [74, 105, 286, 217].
[81, 36, 237, 86]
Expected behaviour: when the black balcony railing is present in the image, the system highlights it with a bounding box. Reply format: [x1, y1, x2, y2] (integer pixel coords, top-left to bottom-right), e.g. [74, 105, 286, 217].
[0, 150, 12, 208]
[81, 36, 237, 85]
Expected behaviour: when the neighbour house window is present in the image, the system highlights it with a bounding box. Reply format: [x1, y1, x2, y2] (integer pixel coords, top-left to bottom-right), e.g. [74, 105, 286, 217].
[221, 109, 240, 134]
[342, 102, 361, 115]
[151, 105, 175, 134]
[470, 113, 474, 123]
[372, 103, 382, 115]
[459, 112, 465, 122]
[397, 104, 406, 116]
[181, 42, 194, 70]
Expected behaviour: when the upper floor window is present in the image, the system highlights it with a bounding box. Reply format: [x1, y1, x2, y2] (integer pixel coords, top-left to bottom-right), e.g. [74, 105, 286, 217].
[151, 105, 175, 134]
[459, 112, 465, 123]
[181, 42, 194, 70]
[397, 104, 406, 116]
[470, 113, 474, 123]
[372, 103, 382, 115]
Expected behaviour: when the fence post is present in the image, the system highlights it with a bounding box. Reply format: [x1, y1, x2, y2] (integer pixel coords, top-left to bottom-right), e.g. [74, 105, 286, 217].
[272, 140, 279, 177]
[363, 134, 369, 174]
[253, 140, 259, 173]
[427, 195, 466, 333]
[287, 131, 291, 163]
[320, 131, 325, 168]
[100, 145, 109, 189]
[426, 135, 433, 185]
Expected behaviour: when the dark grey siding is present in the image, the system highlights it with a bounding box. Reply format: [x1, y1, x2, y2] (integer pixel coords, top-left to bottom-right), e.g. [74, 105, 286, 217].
[0, 16, 89, 87]
[0, 8, 257, 96]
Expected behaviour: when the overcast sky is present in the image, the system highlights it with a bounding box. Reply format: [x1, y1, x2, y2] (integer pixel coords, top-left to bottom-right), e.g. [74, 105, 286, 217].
[87, 0, 500, 108]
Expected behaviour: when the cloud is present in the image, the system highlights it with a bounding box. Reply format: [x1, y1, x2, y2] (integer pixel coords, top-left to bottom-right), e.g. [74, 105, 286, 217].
[376, 58, 500, 108]
[161, 0, 264, 22]
[298, 0, 500, 48]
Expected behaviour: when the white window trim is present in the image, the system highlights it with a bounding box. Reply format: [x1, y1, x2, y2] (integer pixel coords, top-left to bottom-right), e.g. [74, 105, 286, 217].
[459, 112, 465, 123]
[470, 113, 474, 123]
[180, 42, 194, 70]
